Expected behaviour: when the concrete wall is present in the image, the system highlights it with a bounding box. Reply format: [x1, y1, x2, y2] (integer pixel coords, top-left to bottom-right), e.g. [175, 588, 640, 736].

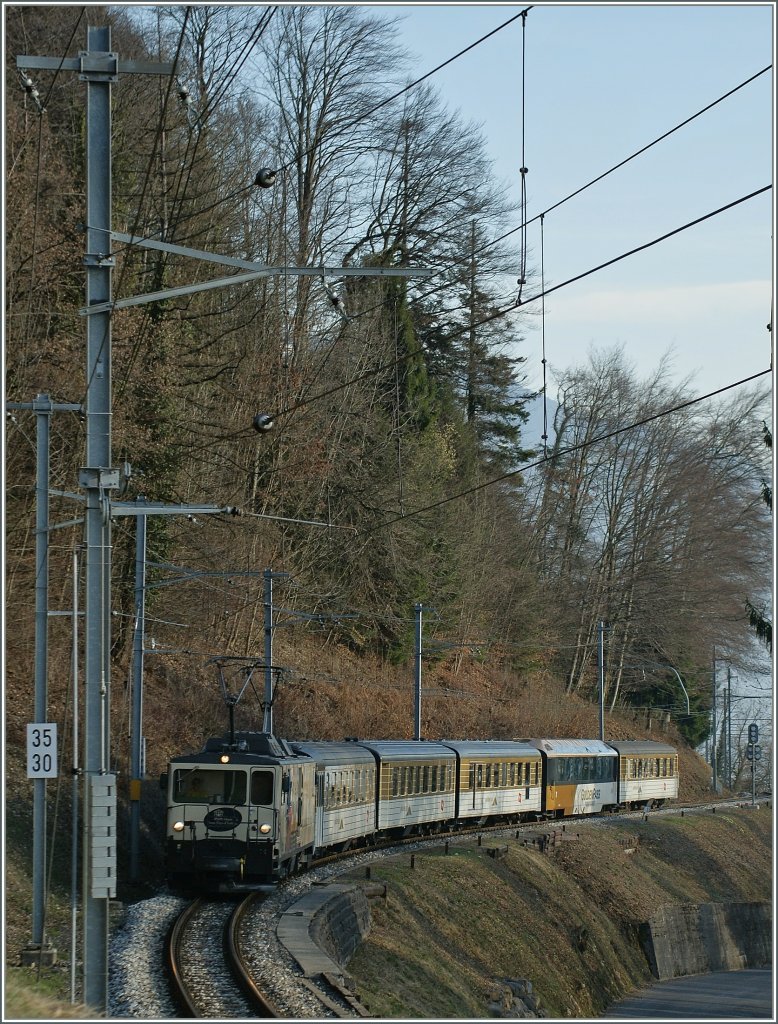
[640, 902, 772, 980]
[309, 887, 372, 969]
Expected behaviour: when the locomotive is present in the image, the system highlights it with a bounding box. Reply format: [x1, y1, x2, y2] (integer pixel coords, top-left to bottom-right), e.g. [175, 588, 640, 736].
[160, 732, 679, 892]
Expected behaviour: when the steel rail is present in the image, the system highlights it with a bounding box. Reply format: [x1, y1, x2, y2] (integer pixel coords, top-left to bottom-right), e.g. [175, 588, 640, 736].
[165, 897, 203, 1018]
[225, 894, 283, 1018]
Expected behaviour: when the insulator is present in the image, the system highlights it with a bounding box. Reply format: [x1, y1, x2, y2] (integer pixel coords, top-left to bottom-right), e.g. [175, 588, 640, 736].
[254, 167, 277, 189]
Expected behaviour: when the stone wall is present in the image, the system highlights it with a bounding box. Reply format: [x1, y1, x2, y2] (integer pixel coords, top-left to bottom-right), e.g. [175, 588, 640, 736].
[309, 887, 372, 969]
[640, 902, 772, 980]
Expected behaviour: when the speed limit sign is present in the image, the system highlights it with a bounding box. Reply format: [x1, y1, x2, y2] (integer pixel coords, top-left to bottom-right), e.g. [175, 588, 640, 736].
[26, 723, 58, 779]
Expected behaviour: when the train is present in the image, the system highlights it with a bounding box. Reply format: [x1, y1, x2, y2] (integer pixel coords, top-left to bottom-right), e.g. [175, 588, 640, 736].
[160, 732, 679, 892]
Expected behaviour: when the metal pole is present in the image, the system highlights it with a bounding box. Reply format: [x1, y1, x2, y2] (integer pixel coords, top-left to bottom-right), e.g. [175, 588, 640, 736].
[264, 568, 273, 734]
[726, 666, 732, 790]
[82, 25, 113, 1011]
[32, 395, 50, 958]
[70, 549, 80, 1003]
[598, 620, 605, 741]
[8, 394, 81, 969]
[414, 604, 422, 740]
[751, 747, 756, 807]
[129, 505, 147, 882]
[711, 647, 718, 793]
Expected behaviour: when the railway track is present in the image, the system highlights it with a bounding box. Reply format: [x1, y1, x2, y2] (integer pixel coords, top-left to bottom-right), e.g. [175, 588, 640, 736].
[165, 894, 283, 1018]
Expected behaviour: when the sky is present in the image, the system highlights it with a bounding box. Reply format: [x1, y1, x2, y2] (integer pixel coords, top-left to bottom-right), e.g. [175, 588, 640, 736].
[374, 2, 774, 419]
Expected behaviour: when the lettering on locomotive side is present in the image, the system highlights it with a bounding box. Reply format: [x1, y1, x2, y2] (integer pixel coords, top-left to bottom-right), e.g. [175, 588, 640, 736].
[577, 787, 601, 801]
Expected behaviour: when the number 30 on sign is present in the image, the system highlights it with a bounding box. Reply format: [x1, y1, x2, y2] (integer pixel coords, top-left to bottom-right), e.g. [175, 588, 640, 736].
[26, 723, 58, 779]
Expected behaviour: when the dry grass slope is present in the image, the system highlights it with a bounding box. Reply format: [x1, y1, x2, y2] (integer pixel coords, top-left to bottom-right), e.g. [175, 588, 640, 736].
[344, 807, 772, 1019]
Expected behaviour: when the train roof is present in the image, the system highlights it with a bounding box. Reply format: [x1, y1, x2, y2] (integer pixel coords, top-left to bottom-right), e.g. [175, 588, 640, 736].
[526, 738, 616, 756]
[441, 740, 541, 759]
[168, 732, 312, 766]
[605, 740, 678, 756]
[202, 732, 301, 757]
[167, 750, 311, 767]
[291, 740, 376, 766]
[356, 740, 456, 762]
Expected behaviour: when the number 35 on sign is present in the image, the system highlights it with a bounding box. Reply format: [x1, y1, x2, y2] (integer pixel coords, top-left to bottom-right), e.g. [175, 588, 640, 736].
[26, 723, 58, 779]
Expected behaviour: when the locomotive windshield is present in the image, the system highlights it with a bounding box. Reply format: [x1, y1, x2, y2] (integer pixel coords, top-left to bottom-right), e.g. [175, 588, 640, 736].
[173, 768, 247, 805]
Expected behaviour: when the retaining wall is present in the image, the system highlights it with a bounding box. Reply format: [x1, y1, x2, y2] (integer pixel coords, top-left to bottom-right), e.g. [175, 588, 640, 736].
[309, 886, 373, 968]
[640, 901, 772, 980]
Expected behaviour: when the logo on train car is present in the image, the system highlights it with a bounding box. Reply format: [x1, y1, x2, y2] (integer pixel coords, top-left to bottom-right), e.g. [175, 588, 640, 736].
[578, 787, 601, 801]
[203, 807, 242, 831]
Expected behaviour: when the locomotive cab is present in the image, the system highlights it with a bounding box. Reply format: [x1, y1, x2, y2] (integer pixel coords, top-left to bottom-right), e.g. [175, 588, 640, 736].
[163, 732, 315, 891]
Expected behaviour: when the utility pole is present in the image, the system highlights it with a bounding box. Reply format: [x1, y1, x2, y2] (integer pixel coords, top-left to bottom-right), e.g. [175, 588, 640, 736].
[263, 568, 289, 734]
[17, 32, 174, 1011]
[129, 503, 146, 884]
[597, 620, 606, 741]
[711, 648, 718, 794]
[727, 665, 732, 789]
[7, 395, 81, 969]
[414, 604, 423, 740]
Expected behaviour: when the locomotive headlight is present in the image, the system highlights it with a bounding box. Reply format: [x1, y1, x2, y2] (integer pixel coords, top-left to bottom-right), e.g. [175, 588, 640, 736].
[259, 823, 272, 834]
[172, 821, 185, 832]
[220, 754, 230, 764]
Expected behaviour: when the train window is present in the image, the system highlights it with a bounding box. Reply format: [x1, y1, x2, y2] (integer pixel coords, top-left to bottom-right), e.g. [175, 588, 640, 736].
[422, 766, 429, 792]
[174, 768, 247, 805]
[414, 766, 420, 793]
[251, 770, 274, 806]
[392, 768, 399, 797]
[431, 766, 438, 792]
[476, 764, 483, 788]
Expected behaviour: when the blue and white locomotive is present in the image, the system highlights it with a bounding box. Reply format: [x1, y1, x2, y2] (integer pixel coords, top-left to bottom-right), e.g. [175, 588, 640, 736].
[161, 732, 679, 891]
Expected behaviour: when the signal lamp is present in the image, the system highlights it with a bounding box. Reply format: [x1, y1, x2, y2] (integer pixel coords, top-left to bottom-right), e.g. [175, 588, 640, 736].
[173, 821, 185, 832]
[220, 754, 230, 764]
[259, 823, 272, 834]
